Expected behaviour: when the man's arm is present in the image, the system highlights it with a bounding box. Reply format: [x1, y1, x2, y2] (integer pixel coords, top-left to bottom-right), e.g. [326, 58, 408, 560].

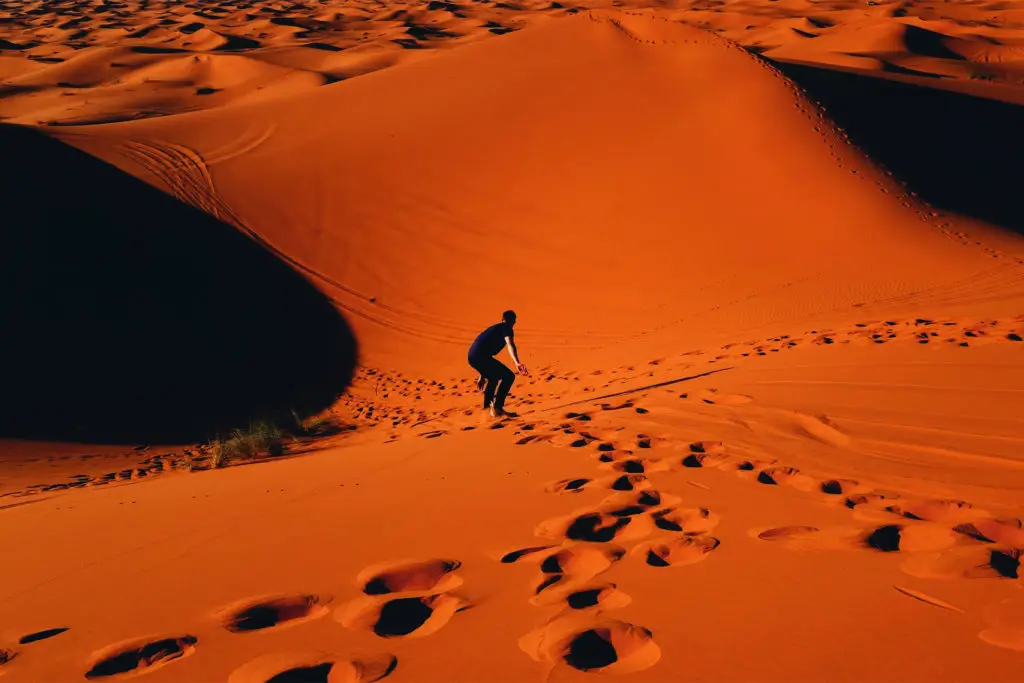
[505, 337, 528, 375]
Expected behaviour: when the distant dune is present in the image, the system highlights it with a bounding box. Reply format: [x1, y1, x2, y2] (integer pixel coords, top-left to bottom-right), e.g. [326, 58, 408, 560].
[4, 0, 1024, 124]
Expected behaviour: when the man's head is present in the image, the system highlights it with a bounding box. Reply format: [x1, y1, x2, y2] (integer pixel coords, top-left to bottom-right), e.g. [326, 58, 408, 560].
[503, 310, 517, 326]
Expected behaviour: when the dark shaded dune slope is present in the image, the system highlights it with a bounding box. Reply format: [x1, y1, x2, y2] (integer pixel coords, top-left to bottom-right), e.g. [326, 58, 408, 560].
[772, 61, 1024, 235]
[0, 125, 357, 443]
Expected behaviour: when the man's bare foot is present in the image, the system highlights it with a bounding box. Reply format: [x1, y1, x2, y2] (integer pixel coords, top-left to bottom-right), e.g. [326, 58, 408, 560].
[490, 407, 517, 419]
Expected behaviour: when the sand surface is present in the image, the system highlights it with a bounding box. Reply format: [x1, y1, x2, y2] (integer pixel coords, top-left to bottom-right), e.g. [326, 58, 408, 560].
[3, 4, 1024, 683]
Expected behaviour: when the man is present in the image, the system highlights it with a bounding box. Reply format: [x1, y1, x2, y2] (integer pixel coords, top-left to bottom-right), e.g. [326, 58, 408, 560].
[469, 310, 528, 418]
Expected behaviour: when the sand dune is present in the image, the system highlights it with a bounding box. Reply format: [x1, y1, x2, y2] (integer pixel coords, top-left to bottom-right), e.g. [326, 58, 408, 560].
[50, 12, 1024, 373]
[2, 5, 1024, 683]
[6, 0, 1024, 123]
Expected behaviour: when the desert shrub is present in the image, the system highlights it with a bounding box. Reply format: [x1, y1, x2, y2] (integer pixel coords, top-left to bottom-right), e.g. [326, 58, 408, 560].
[210, 420, 284, 466]
[209, 441, 229, 469]
[290, 409, 345, 437]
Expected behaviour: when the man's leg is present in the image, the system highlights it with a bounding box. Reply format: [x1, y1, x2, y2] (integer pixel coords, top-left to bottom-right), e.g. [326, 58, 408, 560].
[492, 361, 516, 413]
[470, 355, 500, 409]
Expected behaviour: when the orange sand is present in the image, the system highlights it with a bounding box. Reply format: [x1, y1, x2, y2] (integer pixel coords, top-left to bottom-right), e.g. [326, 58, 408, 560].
[2, 5, 1024, 683]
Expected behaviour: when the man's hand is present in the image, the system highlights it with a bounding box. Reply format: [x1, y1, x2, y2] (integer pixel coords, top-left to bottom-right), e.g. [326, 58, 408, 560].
[517, 364, 530, 376]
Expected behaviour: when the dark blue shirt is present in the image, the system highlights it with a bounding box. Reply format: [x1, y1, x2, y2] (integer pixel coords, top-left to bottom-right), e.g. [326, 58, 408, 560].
[470, 322, 513, 358]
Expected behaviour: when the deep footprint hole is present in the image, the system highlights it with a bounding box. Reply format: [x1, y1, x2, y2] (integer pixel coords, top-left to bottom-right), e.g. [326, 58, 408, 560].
[373, 598, 433, 637]
[363, 560, 460, 595]
[266, 662, 333, 683]
[85, 636, 197, 679]
[501, 546, 551, 564]
[563, 629, 618, 671]
[608, 505, 647, 518]
[540, 555, 564, 573]
[567, 589, 602, 609]
[865, 525, 902, 552]
[653, 513, 682, 532]
[224, 596, 322, 633]
[637, 491, 661, 507]
[821, 480, 843, 495]
[611, 475, 642, 491]
[616, 460, 645, 473]
[645, 550, 671, 567]
[566, 514, 631, 543]
[990, 549, 1021, 578]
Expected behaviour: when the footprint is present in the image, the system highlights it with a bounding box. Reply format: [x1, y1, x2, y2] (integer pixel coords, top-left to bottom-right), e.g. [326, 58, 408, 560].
[219, 595, 328, 633]
[524, 544, 628, 602]
[606, 474, 649, 491]
[533, 544, 626, 578]
[563, 584, 632, 611]
[902, 546, 1021, 580]
[359, 560, 462, 595]
[789, 412, 849, 448]
[610, 459, 646, 474]
[596, 449, 639, 464]
[19, 627, 69, 644]
[955, 518, 1024, 545]
[336, 594, 467, 639]
[500, 545, 556, 563]
[561, 623, 658, 672]
[885, 499, 983, 524]
[681, 451, 730, 469]
[0, 649, 15, 666]
[844, 491, 904, 516]
[636, 535, 720, 567]
[85, 635, 197, 679]
[536, 489, 671, 540]
[820, 479, 861, 495]
[756, 466, 813, 489]
[536, 511, 642, 543]
[979, 595, 1024, 652]
[546, 478, 591, 494]
[599, 489, 679, 516]
[227, 651, 397, 683]
[651, 507, 719, 534]
[754, 524, 957, 553]
[519, 619, 660, 675]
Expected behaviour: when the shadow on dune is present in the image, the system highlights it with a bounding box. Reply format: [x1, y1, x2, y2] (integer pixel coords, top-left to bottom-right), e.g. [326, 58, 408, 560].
[771, 61, 1024, 235]
[0, 124, 358, 444]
